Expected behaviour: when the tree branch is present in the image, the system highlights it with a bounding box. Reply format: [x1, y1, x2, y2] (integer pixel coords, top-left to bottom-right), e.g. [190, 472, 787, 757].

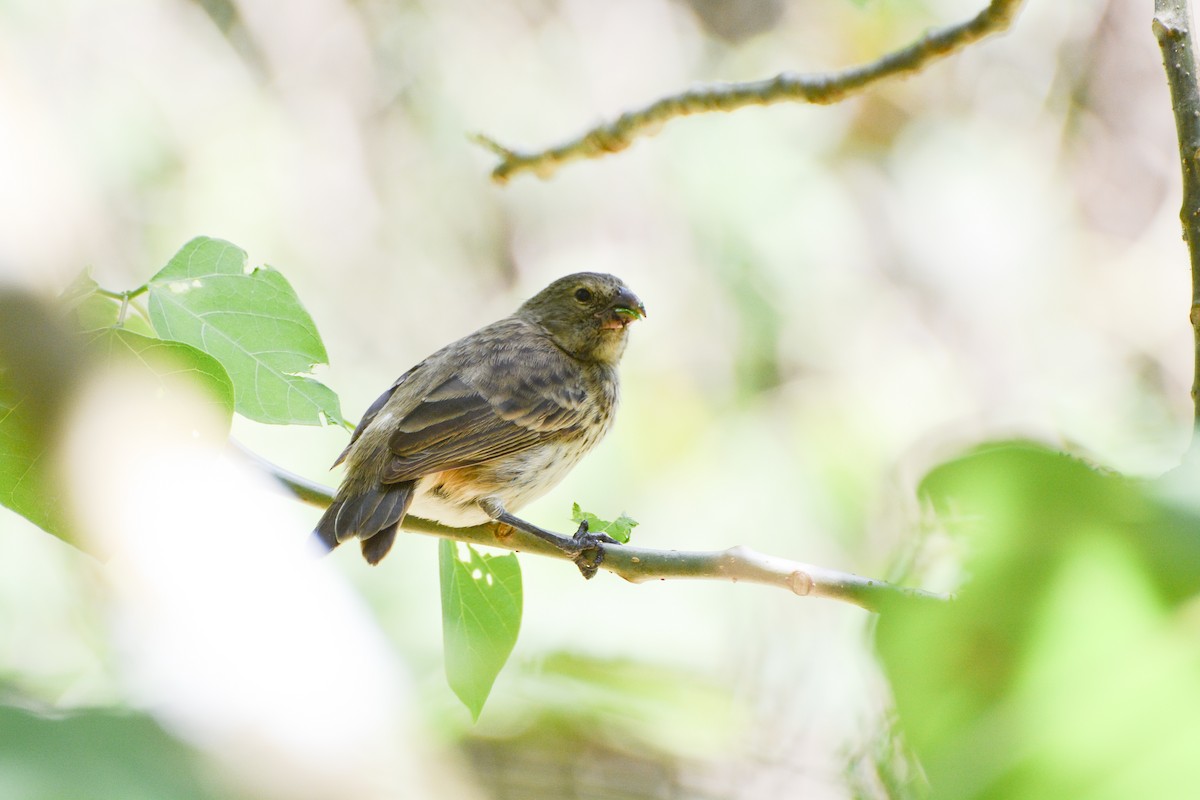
[477, 0, 1025, 183]
[234, 443, 948, 614]
[1154, 0, 1200, 430]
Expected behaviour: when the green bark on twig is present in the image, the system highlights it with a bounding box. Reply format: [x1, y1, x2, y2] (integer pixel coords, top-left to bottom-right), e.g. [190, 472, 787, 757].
[236, 443, 948, 614]
[1154, 0, 1200, 430]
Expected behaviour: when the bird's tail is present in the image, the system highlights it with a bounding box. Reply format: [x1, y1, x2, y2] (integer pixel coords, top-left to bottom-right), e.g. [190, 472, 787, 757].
[313, 483, 414, 565]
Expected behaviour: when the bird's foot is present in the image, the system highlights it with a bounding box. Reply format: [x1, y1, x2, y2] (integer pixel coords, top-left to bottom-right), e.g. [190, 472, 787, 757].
[488, 509, 620, 580]
[569, 519, 620, 580]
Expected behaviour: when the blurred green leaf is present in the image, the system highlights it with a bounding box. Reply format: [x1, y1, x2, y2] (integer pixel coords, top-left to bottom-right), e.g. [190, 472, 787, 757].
[59, 269, 111, 329]
[1009, 537, 1200, 800]
[439, 540, 522, 721]
[522, 652, 737, 756]
[60, 270, 157, 335]
[0, 385, 67, 538]
[0, 325, 236, 545]
[454, 651, 740, 796]
[571, 502, 638, 544]
[717, 256, 783, 400]
[89, 329, 236, 428]
[0, 295, 84, 543]
[0, 702, 223, 800]
[59, 268, 98, 305]
[72, 293, 122, 332]
[876, 441, 1200, 800]
[146, 237, 344, 426]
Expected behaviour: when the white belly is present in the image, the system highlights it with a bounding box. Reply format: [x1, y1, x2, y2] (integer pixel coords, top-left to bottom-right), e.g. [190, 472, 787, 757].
[405, 441, 587, 528]
[406, 479, 492, 527]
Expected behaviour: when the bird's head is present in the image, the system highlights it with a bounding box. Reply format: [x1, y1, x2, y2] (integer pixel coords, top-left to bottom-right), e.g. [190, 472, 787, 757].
[517, 272, 646, 365]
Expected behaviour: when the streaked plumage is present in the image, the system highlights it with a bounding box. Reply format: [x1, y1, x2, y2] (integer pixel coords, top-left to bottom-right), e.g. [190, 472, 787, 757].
[314, 273, 644, 565]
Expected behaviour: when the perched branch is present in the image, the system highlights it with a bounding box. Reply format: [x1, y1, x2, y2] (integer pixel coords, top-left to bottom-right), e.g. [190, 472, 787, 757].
[234, 442, 336, 508]
[236, 443, 948, 614]
[478, 0, 1025, 183]
[1154, 0, 1200, 429]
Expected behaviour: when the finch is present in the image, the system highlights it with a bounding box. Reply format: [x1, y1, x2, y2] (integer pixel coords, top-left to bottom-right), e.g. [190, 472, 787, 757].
[314, 272, 645, 575]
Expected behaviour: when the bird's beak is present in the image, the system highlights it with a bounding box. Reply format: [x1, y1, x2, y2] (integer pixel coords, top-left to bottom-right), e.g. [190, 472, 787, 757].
[602, 289, 646, 330]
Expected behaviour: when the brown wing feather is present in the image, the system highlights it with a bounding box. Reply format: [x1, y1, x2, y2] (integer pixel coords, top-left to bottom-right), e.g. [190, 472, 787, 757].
[379, 333, 591, 484]
[332, 362, 425, 467]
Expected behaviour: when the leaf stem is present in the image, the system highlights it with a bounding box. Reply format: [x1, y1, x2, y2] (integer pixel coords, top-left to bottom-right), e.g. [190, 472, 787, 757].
[94, 285, 148, 301]
[94, 285, 149, 328]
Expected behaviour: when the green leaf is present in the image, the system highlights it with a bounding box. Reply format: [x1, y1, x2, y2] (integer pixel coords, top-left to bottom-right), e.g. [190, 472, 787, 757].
[59, 270, 154, 336]
[0, 701, 223, 800]
[0, 383, 68, 537]
[89, 329, 236, 427]
[571, 502, 638, 544]
[146, 237, 344, 426]
[876, 441, 1200, 799]
[72, 292, 122, 332]
[0, 329, 235, 544]
[0, 297, 82, 542]
[59, 268, 101, 310]
[60, 269, 121, 332]
[439, 540, 522, 721]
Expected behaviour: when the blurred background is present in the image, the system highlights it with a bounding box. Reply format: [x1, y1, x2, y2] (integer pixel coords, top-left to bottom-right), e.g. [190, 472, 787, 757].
[0, 0, 1186, 797]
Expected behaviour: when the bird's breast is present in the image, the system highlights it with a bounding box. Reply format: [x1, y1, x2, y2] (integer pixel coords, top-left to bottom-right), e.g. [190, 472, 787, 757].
[405, 369, 618, 528]
[407, 432, 607, 528]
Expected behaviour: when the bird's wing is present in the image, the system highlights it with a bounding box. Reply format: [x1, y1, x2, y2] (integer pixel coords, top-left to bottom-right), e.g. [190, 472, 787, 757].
[380, 334, 592, 484]
[331, 362, 424, 467]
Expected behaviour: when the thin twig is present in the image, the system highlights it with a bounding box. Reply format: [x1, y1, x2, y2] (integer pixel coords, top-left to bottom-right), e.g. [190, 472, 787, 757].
[478, 0, 1025, 183]
[235, 442, 948, 613]
[1154, 0, 1200, 430]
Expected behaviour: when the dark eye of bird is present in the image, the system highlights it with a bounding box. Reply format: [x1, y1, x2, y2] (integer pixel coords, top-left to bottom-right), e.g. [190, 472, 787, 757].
[574, 287, 593, 303]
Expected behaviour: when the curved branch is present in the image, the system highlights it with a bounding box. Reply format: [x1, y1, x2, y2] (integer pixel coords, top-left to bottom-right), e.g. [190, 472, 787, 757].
[478, 0, 1025, 183]
[1154, 0, 1200, 430]
[235, 442, 948, 613]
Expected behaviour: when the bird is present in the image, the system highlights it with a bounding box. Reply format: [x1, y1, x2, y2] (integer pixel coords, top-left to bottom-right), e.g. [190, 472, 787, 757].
[313, 272, 645, 577]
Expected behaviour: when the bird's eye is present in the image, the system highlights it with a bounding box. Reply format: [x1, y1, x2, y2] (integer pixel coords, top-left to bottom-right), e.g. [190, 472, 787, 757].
[574, 287, 593, 303]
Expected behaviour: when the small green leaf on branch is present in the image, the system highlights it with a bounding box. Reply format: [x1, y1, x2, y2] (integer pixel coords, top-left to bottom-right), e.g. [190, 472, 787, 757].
[571, 502, 638, 544]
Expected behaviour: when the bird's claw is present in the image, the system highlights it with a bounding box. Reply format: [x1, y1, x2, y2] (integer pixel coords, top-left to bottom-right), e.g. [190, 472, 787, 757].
[568, 520, 621, 580]
[572, 519, 619, 546]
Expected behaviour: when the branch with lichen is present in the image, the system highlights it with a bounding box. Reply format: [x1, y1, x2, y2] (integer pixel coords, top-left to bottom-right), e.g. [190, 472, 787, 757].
[477, 0, 1025, 183]
[235, 444, 948, 614]
[1154, 0, 1200, 430]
